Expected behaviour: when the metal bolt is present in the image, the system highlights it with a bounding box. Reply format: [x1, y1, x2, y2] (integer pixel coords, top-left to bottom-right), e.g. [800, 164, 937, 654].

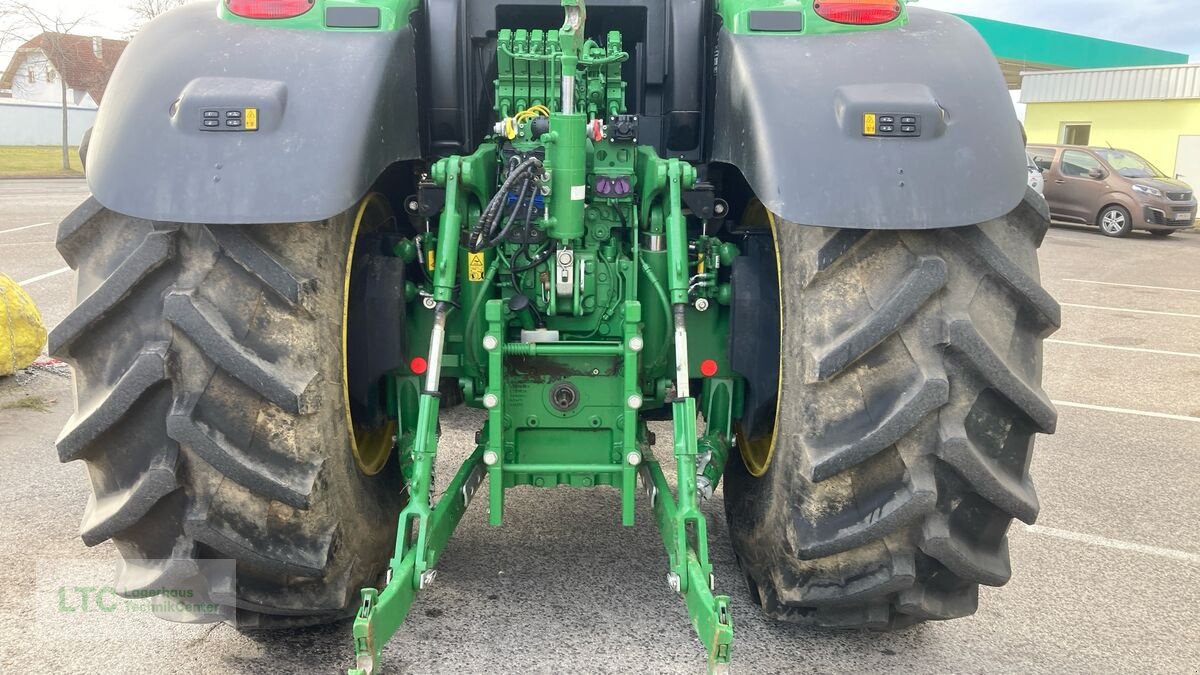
[422, 296, 437, 310]
[626, 451, 641, 466]
[628, 336, 644, 352]
[483, 393, 499, 409]
[694, 298, 710, 312]
[667, 572, 681, 593]
[483, 335, 499, 351]
[627, 394, 643, 410]
[483, 450, 499, 466]
[419, 569, 437, 589]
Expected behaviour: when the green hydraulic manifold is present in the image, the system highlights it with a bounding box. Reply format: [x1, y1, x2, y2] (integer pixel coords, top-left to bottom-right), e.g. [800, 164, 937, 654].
[350, 2, 739, 672]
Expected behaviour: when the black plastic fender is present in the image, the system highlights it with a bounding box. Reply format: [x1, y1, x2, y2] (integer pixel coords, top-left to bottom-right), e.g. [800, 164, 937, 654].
[86, 3, 421, 224]
[711, 8, 1026, 230]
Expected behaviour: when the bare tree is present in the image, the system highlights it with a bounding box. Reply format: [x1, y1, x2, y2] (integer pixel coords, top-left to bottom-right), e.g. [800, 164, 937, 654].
[0, 1, 91, 171]
[0, 5, 26, 53]
[127, 0, 186, 32]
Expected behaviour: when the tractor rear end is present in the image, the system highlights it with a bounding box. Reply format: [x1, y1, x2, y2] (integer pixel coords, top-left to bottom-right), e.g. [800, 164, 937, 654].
[51, 1, 1058, 672]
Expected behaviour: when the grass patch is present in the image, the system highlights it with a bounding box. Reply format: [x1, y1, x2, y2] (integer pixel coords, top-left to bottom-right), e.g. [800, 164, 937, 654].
[0, 395, 54, 413]
[0, 145, 82, 178]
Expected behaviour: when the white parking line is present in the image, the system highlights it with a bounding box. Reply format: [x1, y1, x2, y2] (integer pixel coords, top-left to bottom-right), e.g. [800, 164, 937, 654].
[1046, 339, 1200, 359]
[0, 221, 51, 235]
[1061, 302, 1200, 320]
[1063, 278, 1200, 295]
[1024, 525, 1200, 565]
[1053, 400, 1200, 424]
[0, 241, 56, 248]
[17, 267, 70, 286]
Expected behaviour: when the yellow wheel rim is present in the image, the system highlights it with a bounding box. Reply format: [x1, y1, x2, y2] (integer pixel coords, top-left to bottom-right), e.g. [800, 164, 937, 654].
[342, 193, 398, 476]
[735, 200, 783, 478]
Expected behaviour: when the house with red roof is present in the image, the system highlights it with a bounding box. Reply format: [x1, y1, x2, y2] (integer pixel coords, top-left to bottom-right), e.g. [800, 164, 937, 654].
[0, 33, 128, 108]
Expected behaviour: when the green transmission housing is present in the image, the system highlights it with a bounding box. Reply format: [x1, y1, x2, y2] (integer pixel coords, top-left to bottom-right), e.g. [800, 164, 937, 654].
[352, 5, 741, 673]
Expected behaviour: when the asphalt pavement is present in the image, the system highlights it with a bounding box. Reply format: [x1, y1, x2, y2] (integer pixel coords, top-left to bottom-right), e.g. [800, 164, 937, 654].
[0, 179, 1197, 674]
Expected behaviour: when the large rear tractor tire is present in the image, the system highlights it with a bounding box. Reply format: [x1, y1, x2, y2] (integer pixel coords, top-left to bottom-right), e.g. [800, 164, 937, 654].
[51, 195, 405, 628]
[725, 190, 1060, 628]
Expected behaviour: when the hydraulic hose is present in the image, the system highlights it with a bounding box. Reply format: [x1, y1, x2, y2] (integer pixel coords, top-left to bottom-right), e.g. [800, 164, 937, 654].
[639, 256, 673, 371]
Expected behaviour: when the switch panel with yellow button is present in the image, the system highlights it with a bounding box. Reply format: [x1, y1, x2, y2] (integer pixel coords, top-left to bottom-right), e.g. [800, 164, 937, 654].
[199, 107, 259, 131]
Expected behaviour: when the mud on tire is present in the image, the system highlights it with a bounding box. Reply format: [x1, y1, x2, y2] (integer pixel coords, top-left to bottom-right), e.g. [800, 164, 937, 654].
[51, 198, 404, 627]
[724, 190, 1060, 628]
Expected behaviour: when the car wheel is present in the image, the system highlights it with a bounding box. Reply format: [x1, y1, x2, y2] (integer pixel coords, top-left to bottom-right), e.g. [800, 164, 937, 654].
[1098, 206, 1133, 238]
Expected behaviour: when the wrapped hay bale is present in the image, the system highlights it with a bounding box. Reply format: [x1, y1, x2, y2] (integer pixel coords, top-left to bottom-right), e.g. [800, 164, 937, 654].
[1, 274, 48, 376]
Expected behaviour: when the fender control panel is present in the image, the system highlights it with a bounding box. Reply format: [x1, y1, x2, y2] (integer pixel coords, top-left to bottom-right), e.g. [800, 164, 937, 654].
[862, 113, 922, 138]
[200, 107, 259, 132]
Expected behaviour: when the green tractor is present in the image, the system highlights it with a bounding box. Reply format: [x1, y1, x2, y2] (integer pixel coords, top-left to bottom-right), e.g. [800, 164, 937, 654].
[51, 0, 1059, 671]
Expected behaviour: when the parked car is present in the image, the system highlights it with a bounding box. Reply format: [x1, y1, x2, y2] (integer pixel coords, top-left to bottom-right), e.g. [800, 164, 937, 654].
[1027, 145, 1197, 237]
[1027, 152, 1045, 195]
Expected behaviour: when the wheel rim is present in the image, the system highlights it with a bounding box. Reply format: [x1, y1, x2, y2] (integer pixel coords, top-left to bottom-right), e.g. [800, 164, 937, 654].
[1101, 209, 1127, 234]
[734, 200, 782, 478]
[342, 193, 398, 476]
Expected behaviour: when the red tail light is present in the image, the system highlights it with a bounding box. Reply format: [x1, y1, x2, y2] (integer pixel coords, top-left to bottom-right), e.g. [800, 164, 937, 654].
[814, 1, 902, 26]
[226, 0, 315, 19]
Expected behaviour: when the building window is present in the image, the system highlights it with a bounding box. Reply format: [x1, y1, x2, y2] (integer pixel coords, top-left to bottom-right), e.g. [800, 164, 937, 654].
[27, 66, 35, 83]
[1060, 123, 1092, 146]
[46, 67, 56, 84]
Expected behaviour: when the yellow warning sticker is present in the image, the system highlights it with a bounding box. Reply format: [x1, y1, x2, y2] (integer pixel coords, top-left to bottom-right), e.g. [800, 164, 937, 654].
[863, 113, 877, 136]
[467, 252, 485, 282]
[245, 108, 259, 131]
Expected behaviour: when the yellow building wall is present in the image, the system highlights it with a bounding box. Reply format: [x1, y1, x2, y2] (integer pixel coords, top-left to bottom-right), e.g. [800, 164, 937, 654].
[1024, 100, 1200, 176]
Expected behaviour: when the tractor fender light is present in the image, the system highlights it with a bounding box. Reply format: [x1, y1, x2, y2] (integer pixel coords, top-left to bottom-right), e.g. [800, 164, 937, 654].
[226, 0, 315, 20]
[814, 1, 901, 26]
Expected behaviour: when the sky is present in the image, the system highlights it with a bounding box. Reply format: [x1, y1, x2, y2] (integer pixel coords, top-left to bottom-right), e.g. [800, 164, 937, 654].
[4, 0, 140, 42]
[919, 0, 1199, 61]
[4, 0, 1198, 62]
